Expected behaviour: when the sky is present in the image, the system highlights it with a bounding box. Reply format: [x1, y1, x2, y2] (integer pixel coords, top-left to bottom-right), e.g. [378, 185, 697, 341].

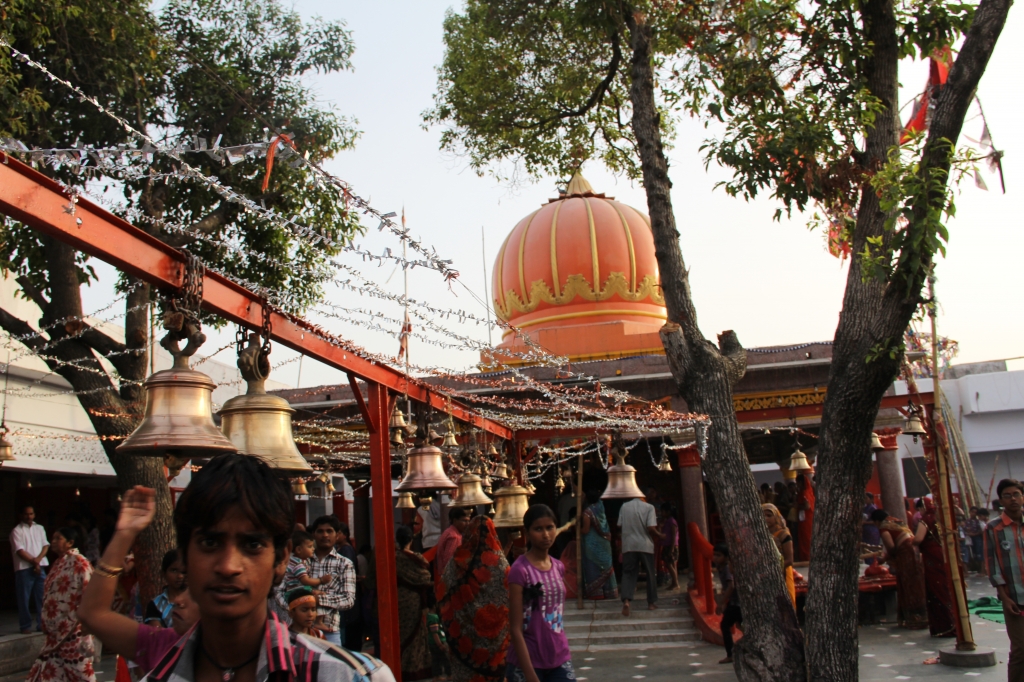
[80, 0, 1024, 388]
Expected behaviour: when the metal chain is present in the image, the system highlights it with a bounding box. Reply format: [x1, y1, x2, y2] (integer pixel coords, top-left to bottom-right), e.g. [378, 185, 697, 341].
[260, 300, 272, 357]
[181, 251, 205, 316]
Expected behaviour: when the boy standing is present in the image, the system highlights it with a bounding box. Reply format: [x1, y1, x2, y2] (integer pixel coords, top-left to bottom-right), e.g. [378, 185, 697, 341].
[713, 544, 741, 665]
[986, 479, 1024, 680]
[286, 587, 324, 640]
[142, 454, 392, 682]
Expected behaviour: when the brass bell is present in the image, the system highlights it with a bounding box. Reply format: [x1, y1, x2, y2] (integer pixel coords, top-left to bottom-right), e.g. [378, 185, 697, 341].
[870, 432, 884, 452]
[390, 409, 408, 430]
[789, 446, 813, 472]
[428, 427, 443, 443]
[492, 484, 532, 528]
[396, 445, 458, 491]
[419, 495, 433, 508]
[903, 414, 927, 443]
[602, 456, 645, 500]
[117, 355, 238, 460]
[657, 445, 673, 472]
[396, 491, 417, 509]
[487, 443, 500, 457]
[449, 472, 494, 507]
[164, 453, 190, 479]
[391, 427, 405, 447]
[442, 429, 458, 449]
[292, 479, 309, 496]
[219, 333, 312, 475]
[524, 479, 537, 495]
[554, 471, 565, 494]
[779, 456, 796, 481]
[319, 472, 336, 494]
[491, 462, 510, 480]
[0, 426, 14, 466]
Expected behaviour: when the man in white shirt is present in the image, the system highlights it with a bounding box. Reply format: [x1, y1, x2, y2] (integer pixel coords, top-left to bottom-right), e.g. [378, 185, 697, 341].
[617, 495, 663, 617]
[10, 505, 49, 634]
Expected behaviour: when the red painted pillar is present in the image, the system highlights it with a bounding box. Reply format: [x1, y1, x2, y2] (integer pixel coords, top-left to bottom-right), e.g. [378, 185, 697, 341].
[367, 382, 401, 681]
[677, 445, 708, 572]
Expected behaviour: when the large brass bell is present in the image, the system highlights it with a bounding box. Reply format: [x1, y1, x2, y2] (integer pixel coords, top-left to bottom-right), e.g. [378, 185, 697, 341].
[492, 484, 532, 528]
[219, 332, 312, 475]
[396, 445, 458, 491]
[789, 446, 813, 472]
[396, 491, 417, 509]
[903, 413, 927, 443]
[491, 462, 510, 480]
[602, 456, 645, 500]
[450, 472, 493, 507]
[117, 349, 238, 460]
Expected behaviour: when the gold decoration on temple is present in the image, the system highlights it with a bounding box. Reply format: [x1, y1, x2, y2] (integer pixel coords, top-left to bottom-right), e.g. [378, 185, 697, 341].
[495, 272, 665, 320]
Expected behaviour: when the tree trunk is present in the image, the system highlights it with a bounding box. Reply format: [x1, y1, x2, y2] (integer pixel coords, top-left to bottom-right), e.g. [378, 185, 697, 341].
[803, 0, 1012, 677]
[626, 15, 806, 681]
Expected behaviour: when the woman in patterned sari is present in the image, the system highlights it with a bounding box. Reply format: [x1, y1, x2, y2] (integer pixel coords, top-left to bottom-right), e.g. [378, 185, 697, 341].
[439, 516, 510, 682]
[396, 525, 434, 681]
[580, 489, 619, 600]
[869, 509, 928, 629]
[762, 503, 796, 606]
[29, 526, 95, 682]
[914, 499, 956, 637]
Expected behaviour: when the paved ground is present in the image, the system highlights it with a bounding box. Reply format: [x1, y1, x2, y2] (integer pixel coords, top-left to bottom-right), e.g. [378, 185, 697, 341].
[570, 573, 1011, 681]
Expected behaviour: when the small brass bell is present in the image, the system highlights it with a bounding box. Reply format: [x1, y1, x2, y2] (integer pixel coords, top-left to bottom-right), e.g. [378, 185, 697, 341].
[657, 446, 673, 472]
[420, 495, 433, 508]
[0, 425, 14, 466]
[903, 414, 927, 443]
[117, 342, 238, 460]
[870, 432, 884, 452]
[779, 456, 796, 481]
[391, 426, 405, 447]
[396, 445, 458, 491]
[554, 471, 565, 494]
[390, 409, 408, 430]
[164, 453, 190, 479]
[789, 447, 813, 472]
[524, 480, 537, 495]
[450, 472, 493, 507]
[291, 479, 309, 496]
[602, 456, 645, 499]
[491, 462, 510, 479]
[220, 333, 312, 475]
[319, 472, 336, 494]
[492, 484, 532, 528]
[487, 443, 500, 457]
[442, 429, 458, 449]
[396, 491, 417, 509]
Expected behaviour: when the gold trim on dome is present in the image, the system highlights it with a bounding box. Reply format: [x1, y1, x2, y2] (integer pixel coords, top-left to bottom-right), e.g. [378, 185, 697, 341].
[501, 308, 668, 336]
[733, 388, 827, 412]
[584, 198, 600, 291]
[612, 204, 637, 294]
[518, 209, 540, 299]
[550, 201, 563, 299]
[494, 230, 513, 314]
[494, 271, 666, 320]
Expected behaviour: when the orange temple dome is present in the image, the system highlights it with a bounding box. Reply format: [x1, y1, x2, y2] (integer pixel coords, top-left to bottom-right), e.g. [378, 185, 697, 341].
[487, 172, 667, 366]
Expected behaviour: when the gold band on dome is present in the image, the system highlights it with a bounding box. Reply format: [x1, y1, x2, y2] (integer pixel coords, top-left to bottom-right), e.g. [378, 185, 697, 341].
[494, 231, 512, 314]
[549, 201, 563, 298]
[493, 271, 666, 320]
[584, 198, 600, 291]
[611, 204, 637, 294]
[500, 308, 668, 337]
[517, 209, 540, 300]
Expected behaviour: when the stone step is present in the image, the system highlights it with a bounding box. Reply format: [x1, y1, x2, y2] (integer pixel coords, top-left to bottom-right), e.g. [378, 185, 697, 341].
[565, 618, 687, 634]
[574, 640, 710, 653]
[563, 607, 688, 622]
[567, 627, 702, 647]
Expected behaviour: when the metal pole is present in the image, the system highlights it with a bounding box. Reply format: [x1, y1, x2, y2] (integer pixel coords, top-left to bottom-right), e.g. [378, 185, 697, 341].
[929, 272, 976, 651]
[576, 450, 584, 609]
[482, 226, 493, 347]
[403, 235, 411, 419]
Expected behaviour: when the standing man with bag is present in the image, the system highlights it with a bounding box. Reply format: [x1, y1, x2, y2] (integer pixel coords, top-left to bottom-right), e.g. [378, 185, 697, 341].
[618, 494, 663, 617]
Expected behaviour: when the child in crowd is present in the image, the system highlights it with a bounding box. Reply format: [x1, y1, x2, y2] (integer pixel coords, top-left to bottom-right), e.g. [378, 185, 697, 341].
[143, 549, 186, 628]
[284, 530, 334, 593]
[508, 504, 574, 682]
[77, 489, 200, 675]
[713, 544, 741, 665]
[426, 610, 450, 681]
[287, 587, 324, 639]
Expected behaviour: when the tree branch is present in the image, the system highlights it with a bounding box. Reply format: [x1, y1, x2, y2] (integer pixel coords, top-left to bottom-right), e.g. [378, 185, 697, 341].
[717, 330, 747, 387]
[0, 306, 46, 353]
[15, 276, 49, 311]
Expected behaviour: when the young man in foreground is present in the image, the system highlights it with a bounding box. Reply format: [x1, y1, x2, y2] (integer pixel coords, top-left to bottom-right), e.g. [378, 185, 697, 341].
[986, 478, 1024, 681]
[143, 454, 393, 682]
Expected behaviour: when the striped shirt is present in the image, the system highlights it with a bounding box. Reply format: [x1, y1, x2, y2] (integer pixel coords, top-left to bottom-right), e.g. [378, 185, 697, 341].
[141, 612, 394, 682]
[985, 512, 1024, 605]
[307, 549, 356, 633]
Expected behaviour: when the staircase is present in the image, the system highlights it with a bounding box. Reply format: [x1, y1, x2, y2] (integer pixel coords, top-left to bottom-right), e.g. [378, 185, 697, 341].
[563, 594, 703, 653]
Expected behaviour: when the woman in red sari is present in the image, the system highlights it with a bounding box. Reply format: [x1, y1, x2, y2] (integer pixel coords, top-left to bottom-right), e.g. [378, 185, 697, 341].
[869, 509, 928, 629]
[796, 474, 816, 561]
[914, 499, 956, 637]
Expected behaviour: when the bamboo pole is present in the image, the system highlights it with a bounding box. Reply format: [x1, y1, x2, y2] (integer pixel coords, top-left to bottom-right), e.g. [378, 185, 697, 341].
[929, 273, 976, 651]
[576, 450, 585, 609]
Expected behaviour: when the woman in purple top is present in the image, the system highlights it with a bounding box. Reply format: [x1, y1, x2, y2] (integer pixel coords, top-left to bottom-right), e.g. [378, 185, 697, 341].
[507, 505, 574, 682]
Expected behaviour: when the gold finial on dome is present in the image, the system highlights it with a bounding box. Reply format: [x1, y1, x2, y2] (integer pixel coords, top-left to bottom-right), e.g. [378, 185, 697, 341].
[564, 171, 594, 197]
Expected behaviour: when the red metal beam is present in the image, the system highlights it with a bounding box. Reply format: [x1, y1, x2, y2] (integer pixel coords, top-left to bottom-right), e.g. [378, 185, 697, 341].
[0, 153, 512, 440]
[734, 392, 933, 424]
[367, 383, 401, 679]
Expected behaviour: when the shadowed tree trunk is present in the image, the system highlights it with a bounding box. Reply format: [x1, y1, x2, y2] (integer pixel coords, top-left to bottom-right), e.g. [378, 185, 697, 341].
[804, 0, 1013, 677]
[626, 12, 806, 681]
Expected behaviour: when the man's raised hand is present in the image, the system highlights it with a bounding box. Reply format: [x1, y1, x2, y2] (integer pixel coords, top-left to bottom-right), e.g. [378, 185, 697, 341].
[115, 486, 156, 535]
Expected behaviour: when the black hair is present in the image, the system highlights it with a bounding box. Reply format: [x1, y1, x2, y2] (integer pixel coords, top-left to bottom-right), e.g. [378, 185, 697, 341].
[915, 498, 925, 509]
[310, 515, 341, 532]
[448, 506, 470, 523]
[56, 525, 82, 548]
[713, 543, 729, 558]
[161, 549, 180, 574]
[285, 586, 315, 606]
[865, 493, 875, 502]
[978, 508, 990, 517]
[20, 504, 34, 514]
[292, 530, 314, 547]
[585, 489, 602, 505]
[358, 544, 372, 556]
[174, 453, 293, 564]
[337, 521, 350, 538]
[396, 524, 414, 548]
[997, 479, 1024, 499]
[660, 502, 675, 514]
[869, 509, 889, 523]
[523, 504, 557, 531]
